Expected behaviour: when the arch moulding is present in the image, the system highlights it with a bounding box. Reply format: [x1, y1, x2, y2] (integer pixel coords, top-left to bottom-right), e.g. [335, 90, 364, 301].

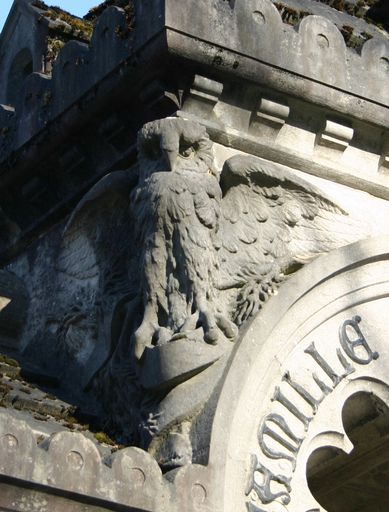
[182, 236, 389, 512]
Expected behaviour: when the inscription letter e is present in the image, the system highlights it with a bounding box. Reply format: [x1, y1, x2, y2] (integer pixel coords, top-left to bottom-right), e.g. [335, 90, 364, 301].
[340, 316, 379, 365]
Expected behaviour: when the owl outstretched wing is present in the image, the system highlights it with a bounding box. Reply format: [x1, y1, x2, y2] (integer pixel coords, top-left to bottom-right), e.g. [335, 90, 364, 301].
[58, 170, 138, 283]
[56, 169, 139, 363]
[217, 155, 367, 322]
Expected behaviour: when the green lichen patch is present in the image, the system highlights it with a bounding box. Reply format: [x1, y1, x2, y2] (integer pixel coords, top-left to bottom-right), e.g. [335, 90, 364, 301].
[0, 354, 19, 367]
[274, 2, 312, 25]
[315, 0, 378, 16]
[272, 0, 385, 48]
[85, 0, 135, 36]
[94, 431, 116, 445]
[340, 24, 373, 48]
[33, 0, 136, 68]
[314, 0, 388, 32]
[31, 1, 93, 41]
[31, 1, 94, 69]
[0, 381, 12, 396]
[46, 36, 66, 63]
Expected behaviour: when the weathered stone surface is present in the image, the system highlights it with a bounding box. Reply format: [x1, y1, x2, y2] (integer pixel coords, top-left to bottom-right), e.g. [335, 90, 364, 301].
[48, 432, 102, 496]
[139, 338, 227, 391]
[59, 117, 382, 468]
[0, 235, 389, 511]
[0, 0, 387, 269]
[2, 116, 388, 476]
[0, 413, 36, 480]
[0, 271, 28, 348]
[0, 1, 388, 510]
[0, 408, 170, 511]
[112, 447, 167, 509]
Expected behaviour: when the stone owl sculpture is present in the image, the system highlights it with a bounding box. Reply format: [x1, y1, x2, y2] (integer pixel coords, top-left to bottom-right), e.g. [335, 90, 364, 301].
[132, 118, 238, 361]
[57, 117, 368, 451]
[129, 117, 359, 359]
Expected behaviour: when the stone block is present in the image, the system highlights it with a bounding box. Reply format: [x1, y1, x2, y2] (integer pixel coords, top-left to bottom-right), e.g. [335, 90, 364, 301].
[317, 118, 354, 152]
[0, 411, 36, 481]
[235, 0, 284, 64]
[361, 38, 389, 101]
[90, 7, 131, 83]
[52, 40, 90, 116]
[183, 75, 224, 119]
[14, 72, 51, 148]
[298, 15, 347, 88]
[112, 447, 166, 509]
[250, 96, 290, 137]
[170, 464, 211, 512]
[47, 431, 102, 496]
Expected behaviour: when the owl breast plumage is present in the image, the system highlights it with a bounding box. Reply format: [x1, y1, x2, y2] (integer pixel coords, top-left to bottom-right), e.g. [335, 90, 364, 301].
[131, 119, 233, 358]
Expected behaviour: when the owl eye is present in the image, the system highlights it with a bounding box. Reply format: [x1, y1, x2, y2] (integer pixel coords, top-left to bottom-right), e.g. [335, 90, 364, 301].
[179, 142, 196, 159]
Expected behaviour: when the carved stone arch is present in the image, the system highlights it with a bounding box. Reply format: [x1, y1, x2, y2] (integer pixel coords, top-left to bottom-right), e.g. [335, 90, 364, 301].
[7, 47, 33, 106]
[181, 236, 389, 512]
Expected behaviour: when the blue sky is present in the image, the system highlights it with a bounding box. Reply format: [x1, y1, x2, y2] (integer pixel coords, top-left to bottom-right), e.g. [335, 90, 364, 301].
[1, 0, 99, 32]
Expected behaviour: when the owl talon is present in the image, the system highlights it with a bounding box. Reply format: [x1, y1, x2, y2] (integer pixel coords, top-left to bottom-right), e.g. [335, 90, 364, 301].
[204, 327, 219, 345]
[216, 314, 238, 341]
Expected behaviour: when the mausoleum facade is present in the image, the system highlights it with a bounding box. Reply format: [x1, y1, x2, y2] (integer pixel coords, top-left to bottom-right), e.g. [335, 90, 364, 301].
[0, 1, 388, 511]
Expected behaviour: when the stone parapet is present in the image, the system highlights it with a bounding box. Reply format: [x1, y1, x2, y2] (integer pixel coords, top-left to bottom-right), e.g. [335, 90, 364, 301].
[0, 409, 167, 511]
[0, 5, 133, 157]
[0, 408, 213, 512]
[1, 0, 388, 167]
[165, 0, 389, 110]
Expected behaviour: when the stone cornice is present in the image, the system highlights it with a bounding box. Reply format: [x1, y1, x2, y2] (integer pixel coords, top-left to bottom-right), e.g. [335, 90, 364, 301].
[175, 0, 389, 101]
[1, 0, 388, 166]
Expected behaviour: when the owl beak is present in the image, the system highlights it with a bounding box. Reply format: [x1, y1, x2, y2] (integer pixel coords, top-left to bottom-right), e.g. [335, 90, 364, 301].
[163, 149, 178, 172]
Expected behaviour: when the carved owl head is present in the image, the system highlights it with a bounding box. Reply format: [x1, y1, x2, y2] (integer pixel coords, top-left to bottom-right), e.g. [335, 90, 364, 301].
[137, 117, 214, 180]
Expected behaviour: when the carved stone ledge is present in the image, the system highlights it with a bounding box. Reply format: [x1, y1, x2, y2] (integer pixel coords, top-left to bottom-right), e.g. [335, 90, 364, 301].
[0, 0, 387, 265]
[183, 75, 224, 119]
[2, 0, 387, 173]
[165, 0, 389, 115]
[178, 111, 389, 202]
[249, 96, 290, 136]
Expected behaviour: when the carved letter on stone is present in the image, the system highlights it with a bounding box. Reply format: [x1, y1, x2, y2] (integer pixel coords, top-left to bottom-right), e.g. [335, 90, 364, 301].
[339, 315, 379, 365]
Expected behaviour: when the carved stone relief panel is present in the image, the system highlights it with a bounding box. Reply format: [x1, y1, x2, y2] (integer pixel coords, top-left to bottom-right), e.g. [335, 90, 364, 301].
[4, 118, 389, 470]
